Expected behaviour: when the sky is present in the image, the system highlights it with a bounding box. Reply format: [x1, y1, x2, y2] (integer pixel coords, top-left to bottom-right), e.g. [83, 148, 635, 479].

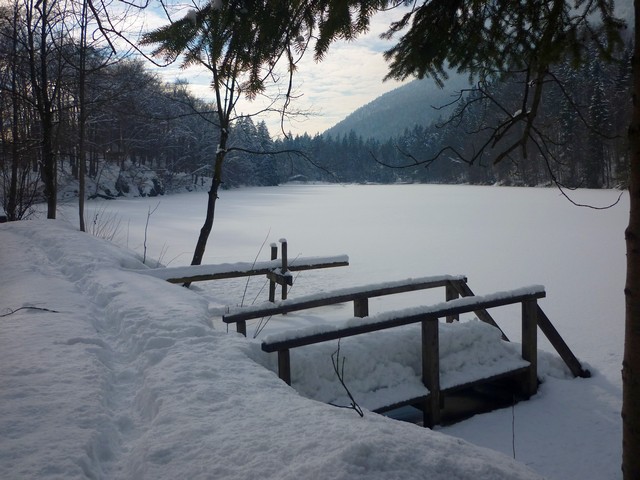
[137, 4, 420, 137]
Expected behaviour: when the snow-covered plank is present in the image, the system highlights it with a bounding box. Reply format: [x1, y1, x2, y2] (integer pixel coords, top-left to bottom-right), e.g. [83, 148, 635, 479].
[224, 274, 467, 323]
[262, 285, 546, 352]
[133, 254, 349, 283]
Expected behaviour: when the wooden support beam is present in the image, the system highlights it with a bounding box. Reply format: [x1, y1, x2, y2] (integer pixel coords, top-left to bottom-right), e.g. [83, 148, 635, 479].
[266, 271, 293, 287]
[277, 349, 291, 385]
[268, 243, 277, 303]
[521, 298, 539, 398]
[237, 320, 247, 337]
[450, 280, 509, 341]
[536, 306, 591, 378]
[421, 318, 440, 428]
[446, 282, 459, 323]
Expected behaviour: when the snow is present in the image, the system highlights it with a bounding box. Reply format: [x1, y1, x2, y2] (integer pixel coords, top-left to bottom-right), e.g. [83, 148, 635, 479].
[2, 184, 628, 479]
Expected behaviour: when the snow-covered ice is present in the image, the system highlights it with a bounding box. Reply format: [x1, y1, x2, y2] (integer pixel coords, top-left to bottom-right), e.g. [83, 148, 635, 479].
[1, 183, 627, 479]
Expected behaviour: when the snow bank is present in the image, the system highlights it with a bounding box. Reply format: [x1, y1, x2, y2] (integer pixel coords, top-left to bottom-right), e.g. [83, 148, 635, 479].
[0, 220, 544, 479]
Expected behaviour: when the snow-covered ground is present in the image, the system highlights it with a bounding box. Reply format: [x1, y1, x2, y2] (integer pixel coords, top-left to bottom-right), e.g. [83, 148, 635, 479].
[1, 184, 627, 479]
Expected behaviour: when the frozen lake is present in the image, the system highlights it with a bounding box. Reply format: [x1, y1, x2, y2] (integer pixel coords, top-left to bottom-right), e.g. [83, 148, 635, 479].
[61, 183, 628, 375]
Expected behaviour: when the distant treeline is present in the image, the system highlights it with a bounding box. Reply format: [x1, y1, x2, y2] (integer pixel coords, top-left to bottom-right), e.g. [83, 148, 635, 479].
[276, 41, 632, 189]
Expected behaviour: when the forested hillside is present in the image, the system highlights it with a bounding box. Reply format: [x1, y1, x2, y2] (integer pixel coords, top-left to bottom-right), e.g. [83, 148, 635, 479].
[323, 77, 466, 141]
[278, 41, 632, 188]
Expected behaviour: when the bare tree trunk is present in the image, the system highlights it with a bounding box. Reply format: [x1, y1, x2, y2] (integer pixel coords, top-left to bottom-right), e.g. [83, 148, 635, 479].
[7, 4, 20, 221]
[41, 113, 56, 219]
[27, 0, 57, 219]
[190, 128, 228, 268]
[622, 4, 640, 478]
[78, 0, 88, 232]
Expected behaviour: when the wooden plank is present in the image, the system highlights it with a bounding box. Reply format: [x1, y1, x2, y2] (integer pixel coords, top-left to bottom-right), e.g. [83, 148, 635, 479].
[225, 277, 459, 324]
[373, 395, 428, 414]
[262, 289, 546, 352]
[422, 318, 440, 428]
[521, 298, 539, 398]
[536, 306, 591, 378]
[450, 280, 510, 341]
[441, 366, 530, 394]
[144, 256, 349, 284]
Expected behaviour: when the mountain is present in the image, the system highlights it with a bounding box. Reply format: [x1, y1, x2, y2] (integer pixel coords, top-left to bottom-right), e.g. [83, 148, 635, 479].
[323, 76, 469, 141]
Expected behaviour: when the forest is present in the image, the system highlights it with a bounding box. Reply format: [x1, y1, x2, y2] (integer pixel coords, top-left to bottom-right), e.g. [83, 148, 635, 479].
[0, 1, 632, 222]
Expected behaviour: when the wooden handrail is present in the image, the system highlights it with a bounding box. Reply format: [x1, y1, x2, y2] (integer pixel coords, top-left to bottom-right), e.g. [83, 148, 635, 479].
[224, 275, 467, 324]
[136, 255, 349, 284]
[261, 288, 545, 352]
[261, 287, 545, 427]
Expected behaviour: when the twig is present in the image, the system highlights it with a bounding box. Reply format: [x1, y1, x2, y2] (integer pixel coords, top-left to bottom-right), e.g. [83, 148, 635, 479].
[241, 230, 271, 307]
[329, 340, 364, 417]
[143, 202, 161, 264]
[1, 306, 60, 317]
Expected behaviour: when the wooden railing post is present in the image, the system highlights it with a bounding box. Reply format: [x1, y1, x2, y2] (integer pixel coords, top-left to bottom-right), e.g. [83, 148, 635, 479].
[280, 239, 288, 301]
[536, 305, 591, 378]
[353, 298, 369, 317]
[446, 282, 459, 323]
[277, 349, 291, 385]
[521, 298, 538, 398]
[421, 317, 440, 427]
[268, 243, 278, 303]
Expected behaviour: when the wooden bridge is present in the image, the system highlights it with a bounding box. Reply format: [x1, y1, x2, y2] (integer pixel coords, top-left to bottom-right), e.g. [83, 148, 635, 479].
[223, 275, 590, 427]
[139, 241, 589, 427]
